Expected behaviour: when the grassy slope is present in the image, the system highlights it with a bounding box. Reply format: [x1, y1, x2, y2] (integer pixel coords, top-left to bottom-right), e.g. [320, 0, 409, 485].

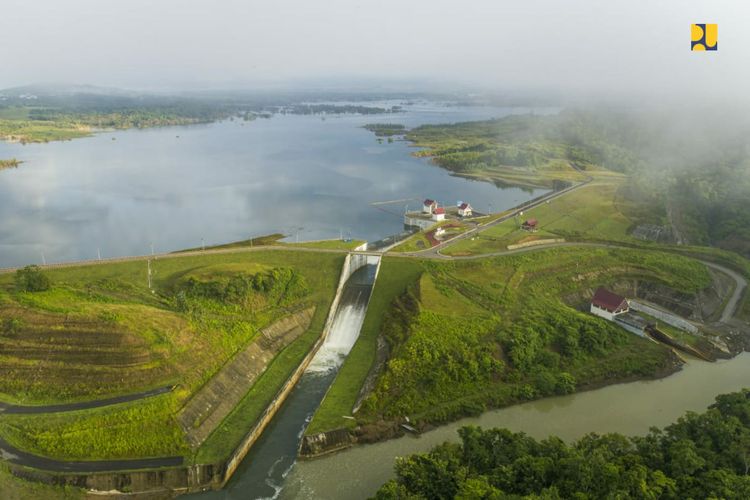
[309, 247, 711, 434]
[0, 394, 189, 460]
[0, 464, 83, 500]
[306, 259, 424, 434]
[444, 175, 632, 256]
[0, 250, 343, 461]
[404, 117, 589, 189]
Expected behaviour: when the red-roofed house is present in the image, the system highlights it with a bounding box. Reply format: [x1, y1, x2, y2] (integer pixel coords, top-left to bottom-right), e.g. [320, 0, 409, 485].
[458, 202, 473, 217]
[432, 207, 446, 221]
[590, 287, 629, 320]
[423, 199, 437, 214]
[522, 218, 538, 231]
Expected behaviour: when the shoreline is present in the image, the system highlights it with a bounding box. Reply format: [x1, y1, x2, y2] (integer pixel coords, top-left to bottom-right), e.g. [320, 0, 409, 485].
[301, 347, 689, 458]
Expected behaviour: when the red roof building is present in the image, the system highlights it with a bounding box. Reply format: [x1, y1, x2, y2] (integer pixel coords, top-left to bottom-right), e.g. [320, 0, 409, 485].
[432, 206, 446, 221]
[522, 218, 538, 231]
[590, 287, 629, 320]
[423, 199, 437, 214]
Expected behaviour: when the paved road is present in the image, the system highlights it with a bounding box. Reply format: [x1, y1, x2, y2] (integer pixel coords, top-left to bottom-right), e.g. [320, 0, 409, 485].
[0, 385, 174, 415]
[703, 261, 748, 323]
[2, 163, 747, 475]
[0, 437, 182, 472]
[399, 163, 593, 259]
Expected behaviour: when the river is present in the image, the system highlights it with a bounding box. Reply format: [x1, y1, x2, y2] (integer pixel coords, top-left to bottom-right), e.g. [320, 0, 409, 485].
[0, 102, 553, 268]
[190, 259, 379, 500]
[279, 353, 750, 499]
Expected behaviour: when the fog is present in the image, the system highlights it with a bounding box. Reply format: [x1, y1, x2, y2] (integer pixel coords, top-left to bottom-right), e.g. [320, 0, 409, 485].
[1, 0, 748, 99]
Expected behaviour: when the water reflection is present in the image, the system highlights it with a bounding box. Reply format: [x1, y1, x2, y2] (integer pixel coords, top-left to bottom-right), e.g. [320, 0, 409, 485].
[0, 104, 553, 267]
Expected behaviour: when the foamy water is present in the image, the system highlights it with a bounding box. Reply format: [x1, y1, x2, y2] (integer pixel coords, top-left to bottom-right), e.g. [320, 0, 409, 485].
[306, 292, 369, 373]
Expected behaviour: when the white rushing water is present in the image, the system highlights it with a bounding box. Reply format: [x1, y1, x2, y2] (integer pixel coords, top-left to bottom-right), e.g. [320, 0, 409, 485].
[306, 292, 370, 373]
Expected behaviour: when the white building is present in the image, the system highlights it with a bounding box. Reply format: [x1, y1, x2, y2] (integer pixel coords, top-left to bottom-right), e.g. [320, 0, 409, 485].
[590, 287, 629, 321]
[423, 199, 437, 214]
[458, 202, 473, 217]
[432, 207, 446, 221]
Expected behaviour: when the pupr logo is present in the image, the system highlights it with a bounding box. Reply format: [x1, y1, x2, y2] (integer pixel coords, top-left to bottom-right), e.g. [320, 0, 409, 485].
[691, 24, 717, 51]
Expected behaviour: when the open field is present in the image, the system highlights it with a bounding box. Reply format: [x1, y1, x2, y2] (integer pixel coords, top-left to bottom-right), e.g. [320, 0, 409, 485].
[442, 176, 640, 256]
[0, 250, 343, 461]
[310, 246, 712, 434]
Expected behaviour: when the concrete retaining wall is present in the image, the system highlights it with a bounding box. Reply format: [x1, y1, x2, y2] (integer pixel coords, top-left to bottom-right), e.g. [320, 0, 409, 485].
[506, 238, 565, 251]
[630, 300, 699, 334]
[3, 252, 378, 497]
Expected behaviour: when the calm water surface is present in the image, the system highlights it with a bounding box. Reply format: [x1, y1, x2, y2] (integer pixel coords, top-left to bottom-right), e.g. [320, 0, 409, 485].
[0, 103, 552, 268]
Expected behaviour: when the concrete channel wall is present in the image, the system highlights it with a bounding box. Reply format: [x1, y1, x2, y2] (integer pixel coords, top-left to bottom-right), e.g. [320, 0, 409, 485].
[220, 252, 356, 484]
[630, 300, 699, 334]
[299, 256, 383, 459]
[3, 252, 378, 497]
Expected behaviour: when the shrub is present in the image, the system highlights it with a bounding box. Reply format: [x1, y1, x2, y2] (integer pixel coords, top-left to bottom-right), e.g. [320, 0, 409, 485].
[14, 265, 51, 292]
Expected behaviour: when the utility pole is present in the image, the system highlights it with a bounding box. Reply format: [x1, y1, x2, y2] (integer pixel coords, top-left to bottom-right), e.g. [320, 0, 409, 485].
[201, 238, 205, 251]
[147, 259, 152, 290]
[150, 243, 154, 256]
[97, 248, 102, 261]
[41, 252, 46, 266]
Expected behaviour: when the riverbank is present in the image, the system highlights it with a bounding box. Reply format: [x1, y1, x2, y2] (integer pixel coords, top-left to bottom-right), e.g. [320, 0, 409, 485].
[304, 246, 715, 455]
[0, 158, 22, 169]
[304, 347, 686, 455]
[284, 353, 750, 499]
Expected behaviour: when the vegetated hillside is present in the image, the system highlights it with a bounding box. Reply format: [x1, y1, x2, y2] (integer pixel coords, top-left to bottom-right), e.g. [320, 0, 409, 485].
[350, 248, 710, 433]
[405, 108, 750, 258]
[0, 250, 343, 460]
[374, 389, 750, 499]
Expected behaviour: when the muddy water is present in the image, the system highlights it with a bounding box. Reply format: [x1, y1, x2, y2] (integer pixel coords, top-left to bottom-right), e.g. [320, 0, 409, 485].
[280, 353, 750, 499]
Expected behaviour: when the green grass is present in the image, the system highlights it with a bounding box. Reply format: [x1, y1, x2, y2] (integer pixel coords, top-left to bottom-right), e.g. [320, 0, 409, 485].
[311, 247, 711, 433]
[403, 117, 590, 189]
[0, 394, 189, 460]
[390, 232, 432, 253]
[0, 250, 344, 462]
[442, 178, 634, 256]
[0, 119, 91, 143]
[0, 463, 83, 500]
[195, 326, 323, 463]
[306, 258, 424, 435]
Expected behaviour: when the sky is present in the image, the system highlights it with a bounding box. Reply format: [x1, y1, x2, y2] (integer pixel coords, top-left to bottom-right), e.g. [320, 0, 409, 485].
[1, 0, 748, 98]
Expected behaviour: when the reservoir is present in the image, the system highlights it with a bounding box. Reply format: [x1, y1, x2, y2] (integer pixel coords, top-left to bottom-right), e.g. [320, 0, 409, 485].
[0, 102, 552, 268]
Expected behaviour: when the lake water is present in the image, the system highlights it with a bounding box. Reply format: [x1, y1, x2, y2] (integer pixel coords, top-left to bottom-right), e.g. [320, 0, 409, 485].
[0, 102, 553, 268]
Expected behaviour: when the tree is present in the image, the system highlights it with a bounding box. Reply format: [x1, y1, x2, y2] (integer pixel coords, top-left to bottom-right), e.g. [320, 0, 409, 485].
[14, 265, 51, 292]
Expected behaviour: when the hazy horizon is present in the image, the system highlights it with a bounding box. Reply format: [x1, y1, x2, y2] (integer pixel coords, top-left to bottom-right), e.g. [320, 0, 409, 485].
[1, 1, 748, 101]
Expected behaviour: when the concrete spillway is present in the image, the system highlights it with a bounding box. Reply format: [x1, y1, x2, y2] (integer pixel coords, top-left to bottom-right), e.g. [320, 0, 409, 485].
[307, 256, 380, 374]
[189, 255, 380, 500]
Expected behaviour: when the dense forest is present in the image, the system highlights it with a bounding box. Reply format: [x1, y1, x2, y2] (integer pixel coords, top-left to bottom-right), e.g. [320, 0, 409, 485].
[374, 390, 750, 499]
